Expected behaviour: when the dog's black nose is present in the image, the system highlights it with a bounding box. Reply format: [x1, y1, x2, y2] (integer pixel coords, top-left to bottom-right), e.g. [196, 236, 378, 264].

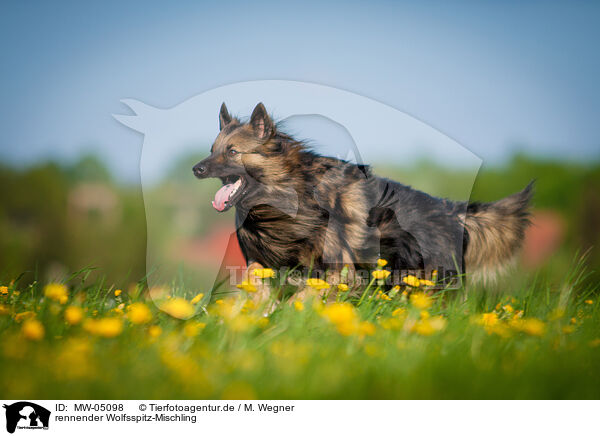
[193, 164, 206, 177]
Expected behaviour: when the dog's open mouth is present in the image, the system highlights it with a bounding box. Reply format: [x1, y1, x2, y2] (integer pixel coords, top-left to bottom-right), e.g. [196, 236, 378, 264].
[212, 176, 247, 212]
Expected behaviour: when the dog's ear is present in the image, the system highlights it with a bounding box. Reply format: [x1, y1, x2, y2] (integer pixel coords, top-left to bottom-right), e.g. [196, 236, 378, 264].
[250, 102, 274, 140]
[219, 102, 232, 130]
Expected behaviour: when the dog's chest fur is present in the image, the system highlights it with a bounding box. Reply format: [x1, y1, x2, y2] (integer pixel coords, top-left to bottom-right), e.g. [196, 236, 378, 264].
[235, 157, 373, 269]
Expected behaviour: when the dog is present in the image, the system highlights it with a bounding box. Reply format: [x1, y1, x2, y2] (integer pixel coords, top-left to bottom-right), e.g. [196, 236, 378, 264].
[193, 102, 533, 291]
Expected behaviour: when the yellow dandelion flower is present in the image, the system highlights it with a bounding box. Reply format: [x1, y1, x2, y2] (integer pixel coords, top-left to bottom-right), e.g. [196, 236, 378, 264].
[502, 304, 514, 313]
[402, 275, 421, 287]
[493, 324, 513, 338]
[190, 293, 204, 304]
[183, 321, 206, 337]
[0, 286, 8, 295]
[419, 279, 435, 287]
[252, 268, 275, 279]
[392, 307, 406, 317]
[380, 317, 403, 330]
[521, 318, 546, 336]
[410, 292, 432, 309]
[358, 321, 376, 336]
[429, 316, 447, 331]
[114, 289, 122, 297]
[473, 313, 510, 336]
[570, 317, 577, 324]
[306, 278, 331, 290]
[83, 319, 98, 334]
[160, 298, 194, 319]
[480, 312, 499, 327]
[64, 306, 84, 325]
[127, 302, 152, 324]
[337, 283, 349, 292]
[228, 314, 260, 332]
[83, 318, 123, 337]
[321, 302, 356, 325]
[44, 283, 68, 302]
[96, 318, 123, 337]
[321, 303, 360, 336]
[209, 298, 239, 319]
[22, 319, 44, 341]
[335, 320, 357, 336]
[236, 280, 257, 293]
[377, 258, 388, 267]
[585, 299, 593, 305]
[376, 290, 392, 301]
[413, 318, 445, 336]
[372, 270, 391, 280]
[148, 325, 162, 338]
[111, 307, 124, 315]
[510, 318, 546, 336]
[293, 301, 304, 312]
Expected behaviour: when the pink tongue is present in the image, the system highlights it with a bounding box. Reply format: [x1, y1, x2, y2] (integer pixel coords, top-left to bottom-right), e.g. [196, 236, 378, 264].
[212, 183, 236, 211]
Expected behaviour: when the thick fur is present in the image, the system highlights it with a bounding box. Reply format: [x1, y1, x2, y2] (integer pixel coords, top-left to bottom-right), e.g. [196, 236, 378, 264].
[460, 182, 534, 282]
[194, 103, 533, 284]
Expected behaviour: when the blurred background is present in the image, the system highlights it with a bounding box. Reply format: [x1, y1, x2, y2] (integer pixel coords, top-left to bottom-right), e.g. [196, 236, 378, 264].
[1, 1, 599, 288]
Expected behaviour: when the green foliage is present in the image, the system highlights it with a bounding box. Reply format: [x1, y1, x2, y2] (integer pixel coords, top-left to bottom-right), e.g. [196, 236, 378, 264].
[0, 157, 146, 285]
[0, 262, 598, 399]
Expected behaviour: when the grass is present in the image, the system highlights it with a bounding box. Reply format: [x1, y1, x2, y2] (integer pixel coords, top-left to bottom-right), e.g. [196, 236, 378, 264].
[1, 261, 599, 400]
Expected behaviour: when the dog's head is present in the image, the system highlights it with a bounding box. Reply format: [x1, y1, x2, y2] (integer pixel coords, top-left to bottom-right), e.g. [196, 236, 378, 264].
[193, 102, 294, 212]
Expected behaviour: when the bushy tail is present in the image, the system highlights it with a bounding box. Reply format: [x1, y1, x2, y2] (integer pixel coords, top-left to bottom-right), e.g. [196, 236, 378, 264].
[463, 181, 534, 282]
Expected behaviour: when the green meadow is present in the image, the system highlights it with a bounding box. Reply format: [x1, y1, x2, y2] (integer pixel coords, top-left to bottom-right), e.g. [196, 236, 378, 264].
[0, 261, 599, 399]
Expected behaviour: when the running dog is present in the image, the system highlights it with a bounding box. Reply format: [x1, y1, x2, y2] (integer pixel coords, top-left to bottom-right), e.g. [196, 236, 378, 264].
[193, 103, 533, 288]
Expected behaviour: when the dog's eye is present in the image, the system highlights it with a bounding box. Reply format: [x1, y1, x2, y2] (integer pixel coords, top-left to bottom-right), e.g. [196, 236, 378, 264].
[228, 149, 238, 157]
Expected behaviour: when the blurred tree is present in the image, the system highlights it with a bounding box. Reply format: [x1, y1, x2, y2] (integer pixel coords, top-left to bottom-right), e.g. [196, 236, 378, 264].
[66, 154, 113, 184]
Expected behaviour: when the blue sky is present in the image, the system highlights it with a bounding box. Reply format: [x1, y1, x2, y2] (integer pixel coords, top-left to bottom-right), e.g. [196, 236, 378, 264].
[1, 1, 599, 181]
